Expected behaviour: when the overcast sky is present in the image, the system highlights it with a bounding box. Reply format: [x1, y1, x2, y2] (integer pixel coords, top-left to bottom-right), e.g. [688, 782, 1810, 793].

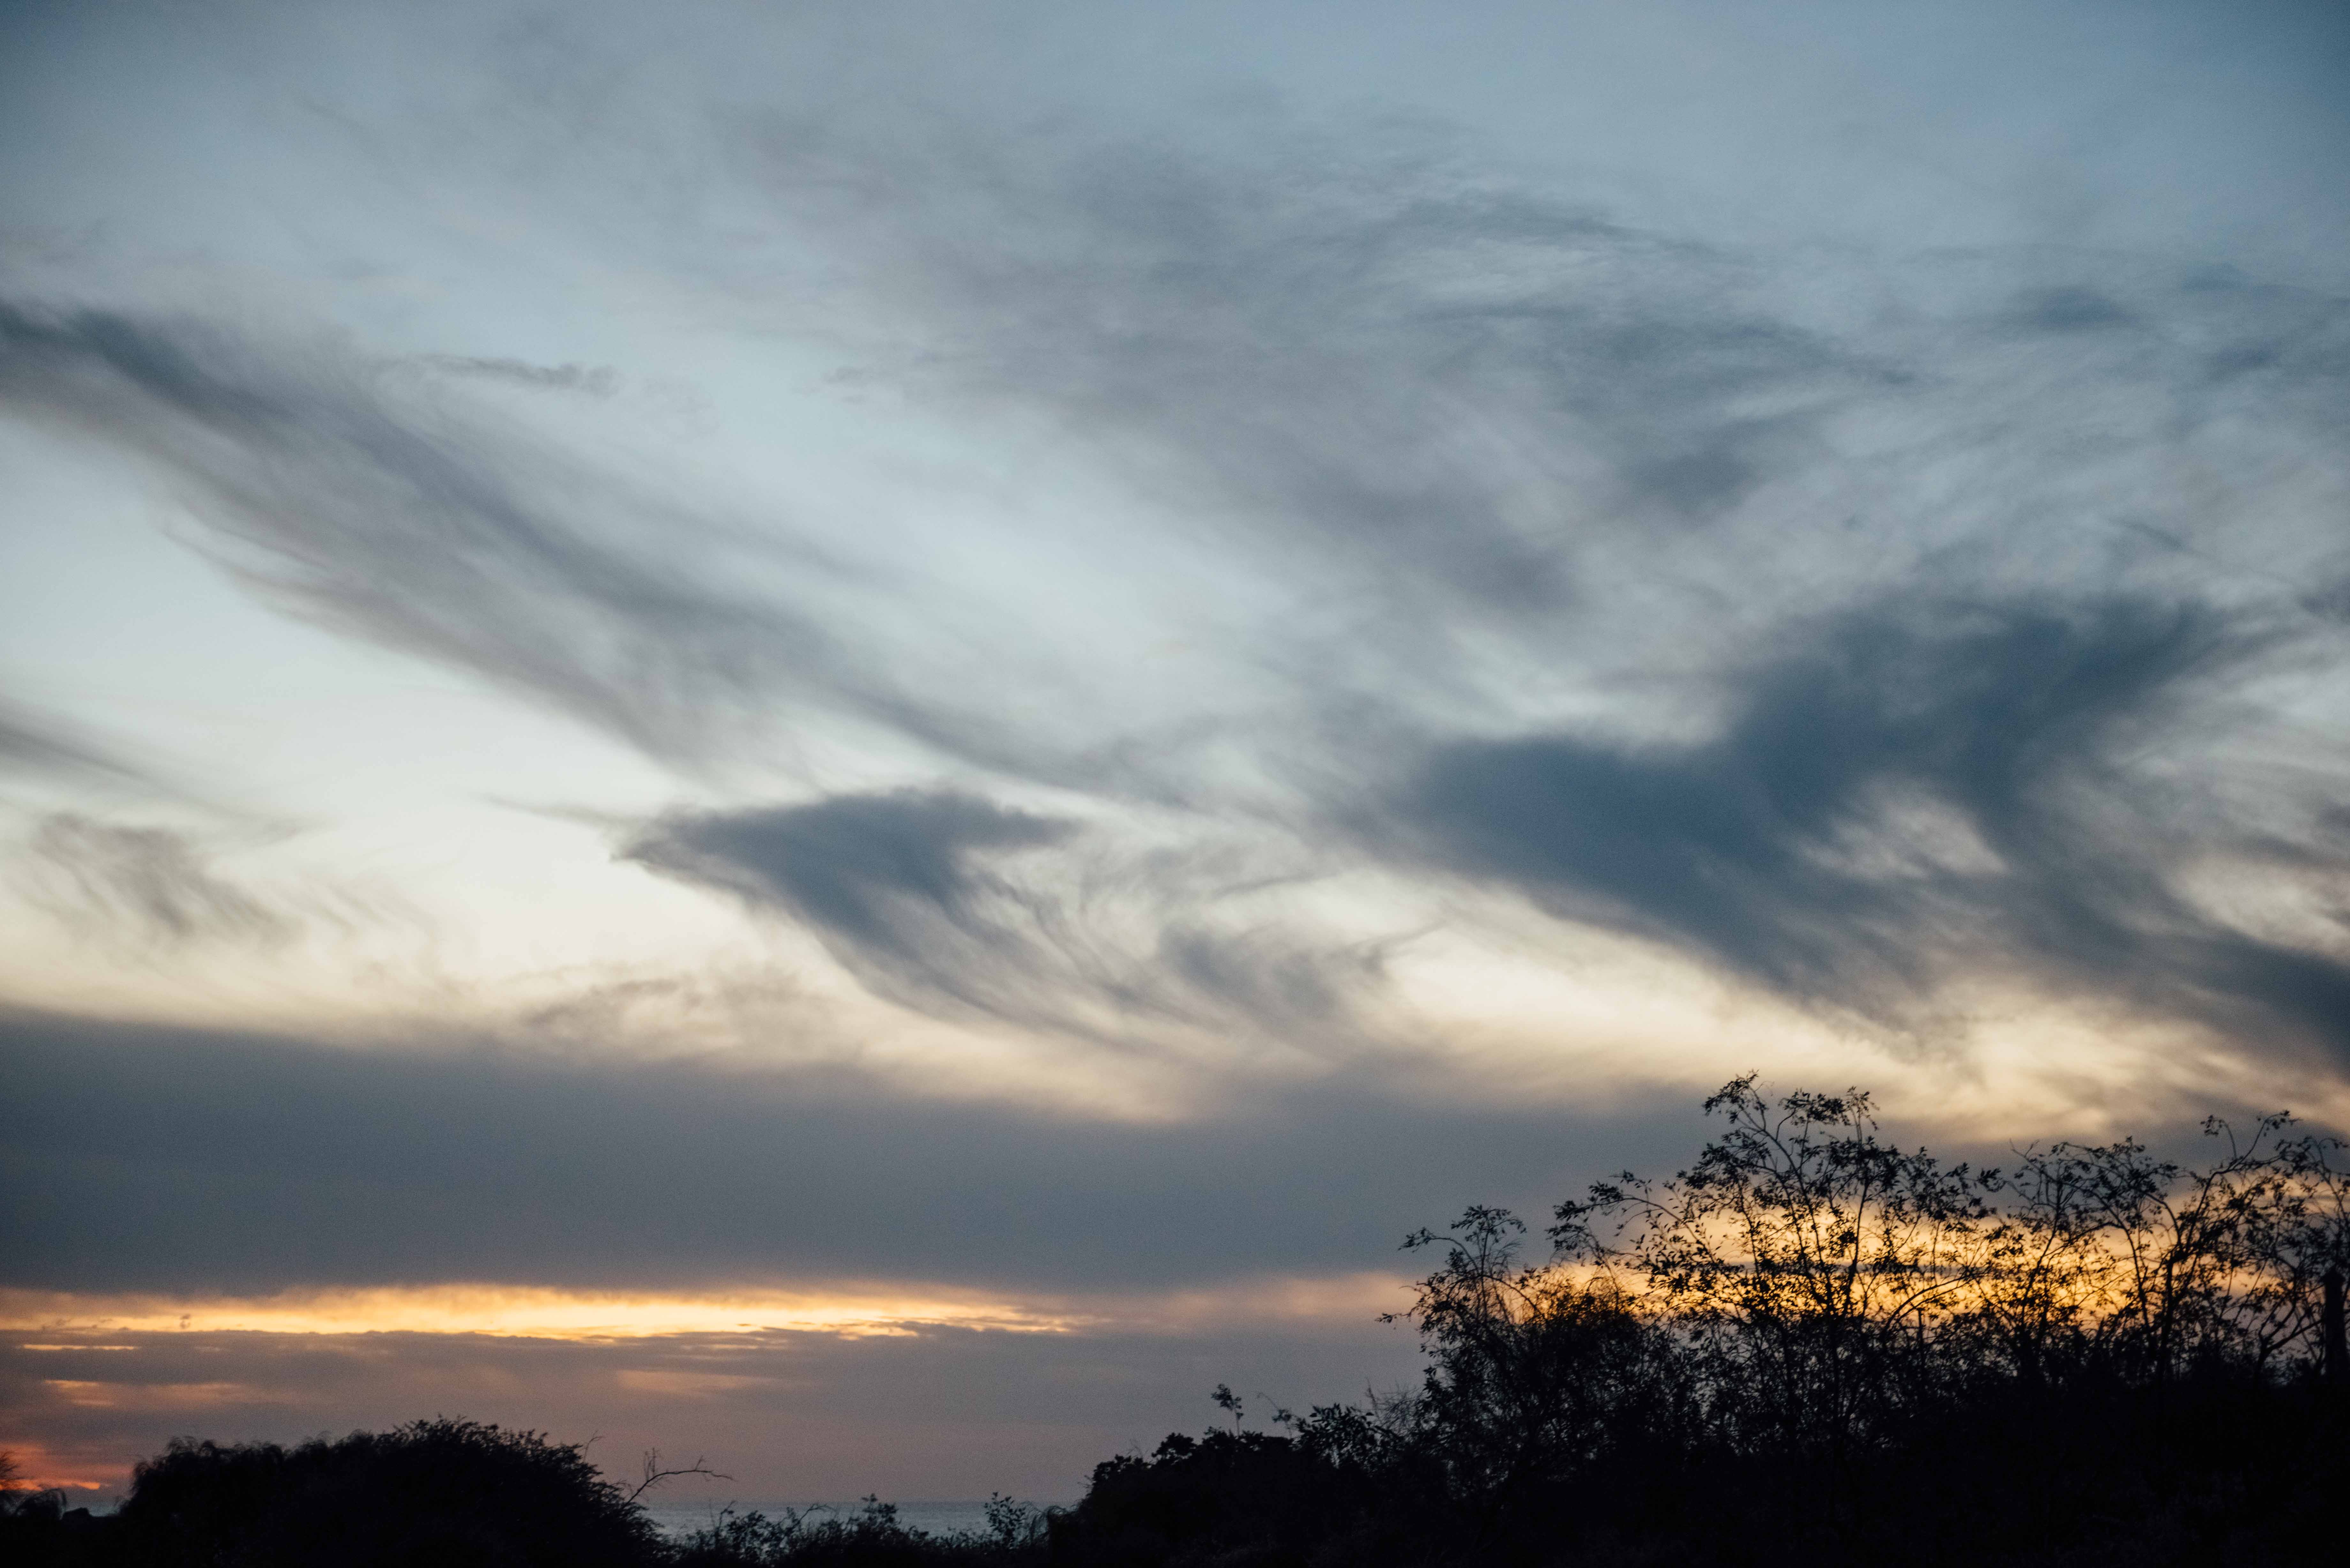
[5, 0, 2349, 1503]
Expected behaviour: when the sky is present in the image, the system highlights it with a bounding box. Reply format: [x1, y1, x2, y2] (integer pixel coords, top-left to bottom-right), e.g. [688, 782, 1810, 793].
[4, 0, 2350, 1505]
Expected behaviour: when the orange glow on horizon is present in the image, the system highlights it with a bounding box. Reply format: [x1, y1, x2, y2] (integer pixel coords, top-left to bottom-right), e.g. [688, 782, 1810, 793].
[1, 1440, 113, 1495]
[2, 1284, 1087, 1342]
[1, 1273, 1410, 1346]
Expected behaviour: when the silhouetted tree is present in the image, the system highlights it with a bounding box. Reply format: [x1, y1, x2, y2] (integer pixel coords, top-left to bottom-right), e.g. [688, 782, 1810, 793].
[1549, 1076, 1994, 1458]
[117, 1417, 662, 1567]
[1255, 1077, 2350, 1561]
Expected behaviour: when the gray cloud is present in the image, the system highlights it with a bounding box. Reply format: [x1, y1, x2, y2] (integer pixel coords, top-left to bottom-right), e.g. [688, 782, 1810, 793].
[19, 814, 292, 946]
[709, 117, 2350, 1057]
[421, 355, 621, 396]
[9, 813, 429, 955]
[0, 302, 936, 766]
[730, 117, 2349, 649]
[624, 790, 1385, 1052]
[1371, 594, 2350, 1055]
[0, 699, 148, 786]
[739, 125, 1876, 637]
[0, 1007, 1693, 1297]
[628, 791, 1076, 983]
[8, 81, 2350, 1072]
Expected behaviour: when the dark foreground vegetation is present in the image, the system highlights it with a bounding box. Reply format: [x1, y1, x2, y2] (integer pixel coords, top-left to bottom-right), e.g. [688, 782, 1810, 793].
[10, 1078, 2350, 1566]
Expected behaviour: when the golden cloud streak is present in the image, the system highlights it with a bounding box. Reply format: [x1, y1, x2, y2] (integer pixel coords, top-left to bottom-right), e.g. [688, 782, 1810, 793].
[0, 1274, 1409, 1345]
[1, 1452, 109, 1492]
[1, 1284, 1087, 1341]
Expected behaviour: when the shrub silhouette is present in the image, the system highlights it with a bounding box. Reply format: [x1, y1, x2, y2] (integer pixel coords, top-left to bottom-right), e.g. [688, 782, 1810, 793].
[116, 1418, 662, 1567]
[1284, 1076, 2350, 1561]
[1045, 1426, 1398, 1568]
[1537, 1078, 2350, 1436]
[673, 1496, 1048, 1567]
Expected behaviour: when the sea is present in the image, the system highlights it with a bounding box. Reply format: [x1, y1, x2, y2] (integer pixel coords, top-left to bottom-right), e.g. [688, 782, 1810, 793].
[46, 1496, 1043, 1540]
[643, 1499, 1043, 1542]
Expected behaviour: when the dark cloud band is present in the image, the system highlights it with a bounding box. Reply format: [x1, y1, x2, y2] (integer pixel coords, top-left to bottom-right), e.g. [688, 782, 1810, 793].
[0, 1008, 1688, 1297]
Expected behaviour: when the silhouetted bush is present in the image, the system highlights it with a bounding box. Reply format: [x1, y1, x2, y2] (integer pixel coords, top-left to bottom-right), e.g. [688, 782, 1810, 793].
[92, 1418, 659, 1567]
[1046, 1425, 1418, 1568]
[674, 1495, 1048, 1567]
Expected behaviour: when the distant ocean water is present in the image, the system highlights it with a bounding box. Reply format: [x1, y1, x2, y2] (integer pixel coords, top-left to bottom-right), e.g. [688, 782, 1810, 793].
[53, 1496, 1047, 1538]
[645, 1499, 1051, 1541]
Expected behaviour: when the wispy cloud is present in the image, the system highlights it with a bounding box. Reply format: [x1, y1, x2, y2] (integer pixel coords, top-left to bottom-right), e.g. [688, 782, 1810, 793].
[19, 814, 292, 946]
[1366, 595, 2350, 1054]
[0, 303, 918, 765]
[625, 790, 1388, 1055]
[0, 699, 150, 787]
[703, 114, 2350, 1059]
[726, 115, 2350, 652]
[419, 355, 620, 396]
[7, 89, 2350, 1069]
[11, 813, 423, 955]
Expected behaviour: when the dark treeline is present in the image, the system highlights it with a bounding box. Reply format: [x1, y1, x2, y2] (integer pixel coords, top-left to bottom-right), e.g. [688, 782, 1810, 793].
[8, 1078, 2349, 1566]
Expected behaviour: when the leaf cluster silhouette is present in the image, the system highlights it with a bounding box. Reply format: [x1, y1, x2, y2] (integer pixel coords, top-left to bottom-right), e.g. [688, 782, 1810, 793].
[9, 1080, 2348, 1565]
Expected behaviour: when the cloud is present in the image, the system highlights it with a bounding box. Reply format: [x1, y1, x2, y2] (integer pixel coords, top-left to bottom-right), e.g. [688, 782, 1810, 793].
[701, 115, 2350, 1058]
[18, 814, 293, 946]
[623, 789, 1387, 1053]
[739, 122, 1879, 634]
[627, 790, 1076, 990]
[0, 302, 925, 765]
[7, 87, 2350, 1074]
[729, 114, 2348, 651]
[0, 699, 148, 787]
[420, 355, 620, 396]
[0, 1007, 1694, 1298]
[1371, 594, 2350, 1057]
